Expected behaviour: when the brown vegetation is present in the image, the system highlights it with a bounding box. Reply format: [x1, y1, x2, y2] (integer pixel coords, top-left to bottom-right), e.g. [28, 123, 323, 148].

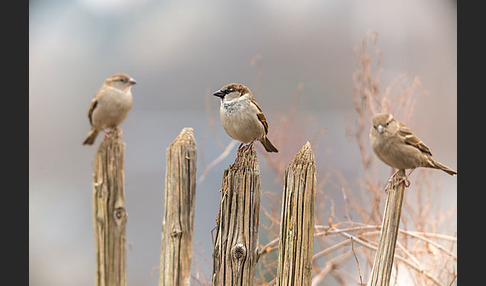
[195, 31, 456, 285]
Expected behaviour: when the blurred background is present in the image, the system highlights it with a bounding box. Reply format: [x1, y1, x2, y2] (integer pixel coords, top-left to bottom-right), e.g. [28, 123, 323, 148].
[29, 0, 456, 285]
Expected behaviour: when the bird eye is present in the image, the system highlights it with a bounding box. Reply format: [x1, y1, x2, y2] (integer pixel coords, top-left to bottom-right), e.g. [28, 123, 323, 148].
[385, 121, 390, 126]
[120, 78, 126, 82]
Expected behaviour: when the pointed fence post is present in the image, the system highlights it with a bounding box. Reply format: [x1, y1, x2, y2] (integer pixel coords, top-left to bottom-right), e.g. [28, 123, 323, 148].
[366, 169, 406, 286]
[212, 145, 261, 286]
[159, 127, 197, 286]
[276, 142, 317, 286]
[92, 131, 127, 286]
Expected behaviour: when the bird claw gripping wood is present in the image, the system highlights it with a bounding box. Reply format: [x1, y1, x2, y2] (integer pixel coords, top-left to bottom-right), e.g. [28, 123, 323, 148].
[385, 170, 411, 193]
[103, 127, 122, 140]
[393, 175, 411, 188]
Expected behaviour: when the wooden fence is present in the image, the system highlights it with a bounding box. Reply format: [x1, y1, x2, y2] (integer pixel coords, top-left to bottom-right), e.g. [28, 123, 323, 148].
[92, 131, 127, 286]
[159, 128, 197, 286]
[91, 128, 414, 286]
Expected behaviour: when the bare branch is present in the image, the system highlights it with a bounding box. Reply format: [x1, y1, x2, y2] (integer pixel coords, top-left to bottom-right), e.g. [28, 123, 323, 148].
[197, 140, 238, 183]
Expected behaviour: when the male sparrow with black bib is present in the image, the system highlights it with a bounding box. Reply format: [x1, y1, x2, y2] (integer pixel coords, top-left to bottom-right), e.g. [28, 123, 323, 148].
[213, 83, 278, 153]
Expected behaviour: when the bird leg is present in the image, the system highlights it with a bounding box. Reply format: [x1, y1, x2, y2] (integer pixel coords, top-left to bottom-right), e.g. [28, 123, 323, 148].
[235, 143, 245, 165]
[103, 127, 123, 140]
[113, 127, 123, 139]
[387, 168, 413, 190]
[237, 143, 244, 151]
[400, 168, 415, 187]
[247, 140, 256, 152]
[407, 168, 416, 176]
[384, 169, 399, 189]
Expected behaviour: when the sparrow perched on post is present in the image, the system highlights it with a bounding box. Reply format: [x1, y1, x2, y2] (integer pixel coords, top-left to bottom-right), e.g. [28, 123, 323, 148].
[83, 73, 137, 145]
[369, 113, 457, 185]
[213, 83, 278, 153]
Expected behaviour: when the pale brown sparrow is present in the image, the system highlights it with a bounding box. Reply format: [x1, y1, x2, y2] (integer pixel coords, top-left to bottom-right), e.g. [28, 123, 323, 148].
[213, 83, 278, 153]
[83, 73, 136, 145]
[370, 113, 457, 184]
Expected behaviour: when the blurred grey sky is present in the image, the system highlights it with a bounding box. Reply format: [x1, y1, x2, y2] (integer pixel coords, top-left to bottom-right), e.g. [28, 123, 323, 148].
[29, 1, 456, 285]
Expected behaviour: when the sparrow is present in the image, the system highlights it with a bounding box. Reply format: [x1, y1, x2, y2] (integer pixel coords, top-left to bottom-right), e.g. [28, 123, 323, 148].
[83, 73, 137, 145]
[213, 83, 278, 153]
[369, 113, 457, 185]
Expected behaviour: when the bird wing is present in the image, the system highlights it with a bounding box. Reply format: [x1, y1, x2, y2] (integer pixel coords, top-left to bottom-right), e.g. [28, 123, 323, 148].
[251, 98, 269, 134]
[87, 97, 98, 126]
[399, 123, 432, 156]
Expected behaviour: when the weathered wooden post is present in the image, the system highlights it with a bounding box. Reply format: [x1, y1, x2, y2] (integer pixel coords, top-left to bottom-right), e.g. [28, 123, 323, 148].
[159, 127, 197, 286]
[92, 130, 127, 286]
[276, 142, 317, 286]
[366, 170, 406, 286]
[212, 145, 261, 285]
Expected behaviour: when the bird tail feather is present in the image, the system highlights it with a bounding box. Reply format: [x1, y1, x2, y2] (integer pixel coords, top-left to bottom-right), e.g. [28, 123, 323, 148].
[259, 136, 278, 153]
[83, 129, 99, 145]
[430, 159, 457, 176]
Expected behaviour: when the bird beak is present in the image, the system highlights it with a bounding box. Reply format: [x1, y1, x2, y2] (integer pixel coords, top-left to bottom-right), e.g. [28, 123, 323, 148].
[213, 90, 225, 98]
[128, 78, 137, 85]
[377, 124, 384, 134]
